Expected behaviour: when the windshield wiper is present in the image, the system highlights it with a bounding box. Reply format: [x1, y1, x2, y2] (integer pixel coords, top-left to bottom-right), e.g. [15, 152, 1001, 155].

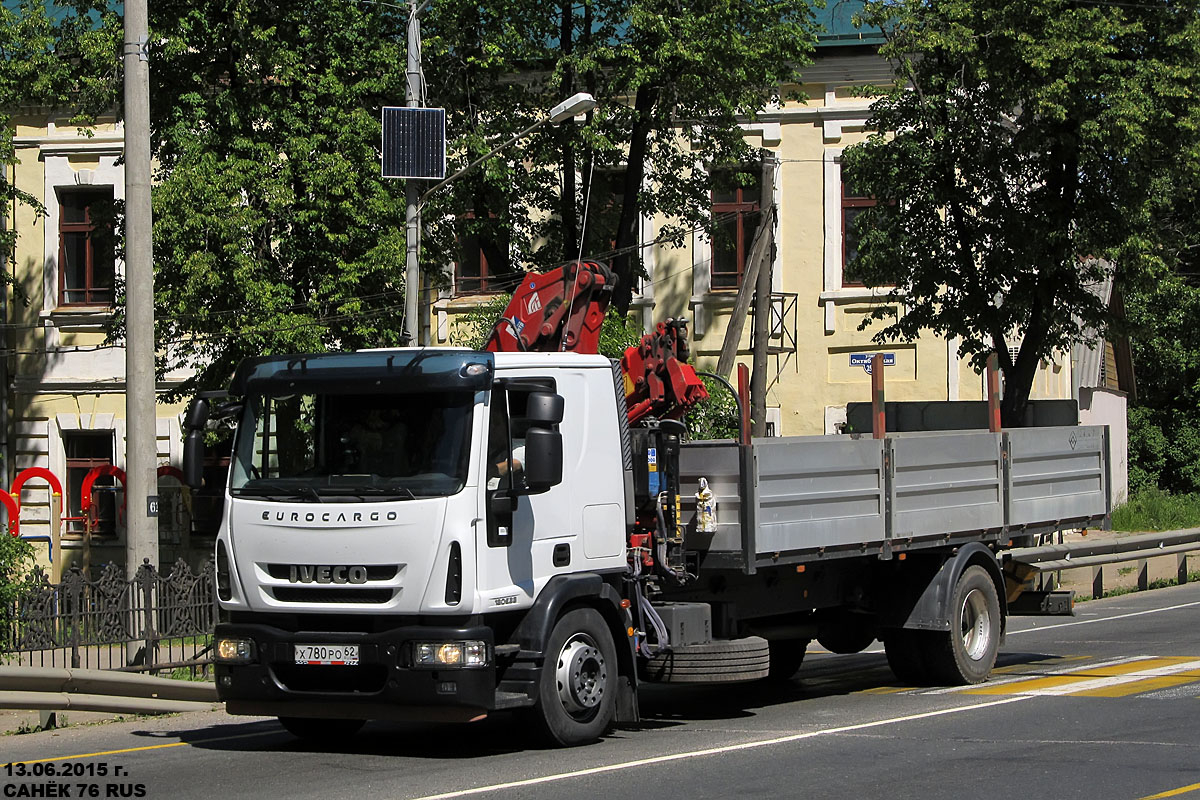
[315, 485, 418, 501]
[233, 481, 325, 502]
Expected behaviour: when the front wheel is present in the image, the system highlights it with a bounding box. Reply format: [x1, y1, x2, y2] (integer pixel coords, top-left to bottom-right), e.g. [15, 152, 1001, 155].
[920, 565, 1001, 685]
[531, 607, 617, 747]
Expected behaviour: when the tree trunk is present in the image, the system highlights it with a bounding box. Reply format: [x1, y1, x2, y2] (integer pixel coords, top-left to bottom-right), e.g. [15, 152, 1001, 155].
[612, 85, 658, 314]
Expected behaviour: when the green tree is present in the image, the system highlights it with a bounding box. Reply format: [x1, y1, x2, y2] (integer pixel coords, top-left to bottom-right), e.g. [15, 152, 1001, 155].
[0, 1, 120, 291]
[842, 0, 1200, 426]
[147, 1, 411, 397]
[1125, 274, 1200, 494]
[417, 0, 821, 312]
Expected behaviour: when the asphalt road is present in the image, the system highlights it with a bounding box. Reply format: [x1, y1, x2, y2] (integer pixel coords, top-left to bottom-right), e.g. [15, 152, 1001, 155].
[5, 582, 1200, 800]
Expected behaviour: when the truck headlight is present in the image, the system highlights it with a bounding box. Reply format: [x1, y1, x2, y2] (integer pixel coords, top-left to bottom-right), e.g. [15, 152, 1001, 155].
[216, 637, 256, 663]
[413, 640, 488, 668]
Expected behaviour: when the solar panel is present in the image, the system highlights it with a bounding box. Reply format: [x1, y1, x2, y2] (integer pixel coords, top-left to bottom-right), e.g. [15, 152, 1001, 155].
[381, 107, 446, 180]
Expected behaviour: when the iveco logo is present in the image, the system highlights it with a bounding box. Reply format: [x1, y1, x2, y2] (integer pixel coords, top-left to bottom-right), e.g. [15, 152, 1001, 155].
[288, 565, 369, 584]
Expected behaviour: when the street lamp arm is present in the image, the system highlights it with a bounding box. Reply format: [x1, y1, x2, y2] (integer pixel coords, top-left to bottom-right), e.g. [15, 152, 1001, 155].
[418, 117, 546, 206]
[417, 92, 596, 206]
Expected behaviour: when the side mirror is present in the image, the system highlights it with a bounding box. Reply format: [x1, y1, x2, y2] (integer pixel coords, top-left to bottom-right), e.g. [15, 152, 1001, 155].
[183, 397, 210, 431]
[525, 392, 564, 425]
[183, 429, 205, 490]
[522, 427, 563, 493]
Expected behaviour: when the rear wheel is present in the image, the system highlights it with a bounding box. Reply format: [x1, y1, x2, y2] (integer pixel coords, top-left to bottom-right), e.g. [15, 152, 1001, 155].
[531, 607, 617, 747]
[766, 639, 809, 682]
[816, 613, 877, 655]
[278, 716, 365, 741]
[920, 565, 1001, 685]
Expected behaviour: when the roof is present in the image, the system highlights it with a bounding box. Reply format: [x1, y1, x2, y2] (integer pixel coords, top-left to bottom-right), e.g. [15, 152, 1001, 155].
[814, 0, 885, 48]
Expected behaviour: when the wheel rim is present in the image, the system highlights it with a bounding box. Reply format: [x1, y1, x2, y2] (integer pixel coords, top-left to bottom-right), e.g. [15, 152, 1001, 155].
[555, 633, 607, 718]
[960, 587, 992, 661]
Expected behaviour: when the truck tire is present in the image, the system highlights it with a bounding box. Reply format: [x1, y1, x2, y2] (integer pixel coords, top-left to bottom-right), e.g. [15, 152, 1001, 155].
[883, 630, 928, 685]
[531, 607, 617, 747]
[278, 716, 365, 741]
[640, 636, 771, 683]
[816, 616, 877, 655]
[920, 565, 1001, 685]
[766, 639, 809, 682]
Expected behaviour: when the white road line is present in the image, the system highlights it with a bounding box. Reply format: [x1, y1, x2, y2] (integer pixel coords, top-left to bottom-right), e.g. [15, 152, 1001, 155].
[1008, 659, 1200, 697]
[403, 696, 1033, 800]
[1007, 600, 1200, 636]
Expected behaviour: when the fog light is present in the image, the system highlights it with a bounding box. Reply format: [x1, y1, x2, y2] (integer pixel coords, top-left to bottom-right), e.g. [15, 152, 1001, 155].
[413, 640, 488, 668]
[216, 637, 255, 663]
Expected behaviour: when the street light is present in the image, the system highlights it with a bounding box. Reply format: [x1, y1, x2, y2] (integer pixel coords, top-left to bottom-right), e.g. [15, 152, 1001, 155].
[404, 92, 597, 345]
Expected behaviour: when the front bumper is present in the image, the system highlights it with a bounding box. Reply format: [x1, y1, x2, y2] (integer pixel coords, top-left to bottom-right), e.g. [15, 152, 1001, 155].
[215, 621, 506, 722]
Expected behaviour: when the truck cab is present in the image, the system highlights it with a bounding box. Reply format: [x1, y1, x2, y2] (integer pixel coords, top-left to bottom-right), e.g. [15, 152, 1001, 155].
[193, 348, 636, 743]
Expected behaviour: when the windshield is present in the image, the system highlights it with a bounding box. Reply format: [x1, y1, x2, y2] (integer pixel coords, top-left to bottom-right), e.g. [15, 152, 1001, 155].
[230, 390, 475, 501]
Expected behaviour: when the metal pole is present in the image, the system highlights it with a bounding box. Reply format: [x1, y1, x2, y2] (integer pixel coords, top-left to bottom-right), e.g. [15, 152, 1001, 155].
[123, 0, 158, 588]
[987, 353, 1002, 432]
[404, 0, 422, 346]
[872, 353, 885, 439]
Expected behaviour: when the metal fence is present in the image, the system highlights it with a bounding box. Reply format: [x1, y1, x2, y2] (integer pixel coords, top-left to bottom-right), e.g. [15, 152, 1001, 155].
[2, 559, 217, 674]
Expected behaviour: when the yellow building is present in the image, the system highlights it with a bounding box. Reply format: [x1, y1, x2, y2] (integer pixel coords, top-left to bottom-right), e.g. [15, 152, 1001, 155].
[5, 112, 193, 572]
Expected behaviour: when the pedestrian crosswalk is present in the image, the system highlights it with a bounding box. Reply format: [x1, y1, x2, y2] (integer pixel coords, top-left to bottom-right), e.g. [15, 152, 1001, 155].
[849, 655, 1200, 699]
[960, 656, 1200, 699]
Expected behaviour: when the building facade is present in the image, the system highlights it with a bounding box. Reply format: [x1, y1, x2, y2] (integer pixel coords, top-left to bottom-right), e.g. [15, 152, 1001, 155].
[6, 113, 193, 573]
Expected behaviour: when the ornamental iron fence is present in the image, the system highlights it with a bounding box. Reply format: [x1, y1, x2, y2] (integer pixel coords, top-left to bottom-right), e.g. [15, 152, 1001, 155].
[1, 558, 217, 674]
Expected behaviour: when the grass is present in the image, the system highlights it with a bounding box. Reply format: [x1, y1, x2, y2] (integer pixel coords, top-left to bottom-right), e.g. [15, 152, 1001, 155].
[1111, 488, 1200, 532]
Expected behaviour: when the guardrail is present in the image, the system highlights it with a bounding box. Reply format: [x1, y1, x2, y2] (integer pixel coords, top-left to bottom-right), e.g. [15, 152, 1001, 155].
[0, 665, 218, 716]
[1002, 527, 1200, 605]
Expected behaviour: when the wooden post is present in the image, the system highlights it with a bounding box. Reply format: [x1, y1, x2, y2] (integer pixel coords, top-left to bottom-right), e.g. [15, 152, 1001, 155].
[737, 363, 752, 445]
[871, 353, 885, 439]
[987, 352, 1002, 432]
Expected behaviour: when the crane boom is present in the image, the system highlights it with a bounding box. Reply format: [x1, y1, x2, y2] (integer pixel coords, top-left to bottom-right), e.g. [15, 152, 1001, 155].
[484, 260, 708, 422]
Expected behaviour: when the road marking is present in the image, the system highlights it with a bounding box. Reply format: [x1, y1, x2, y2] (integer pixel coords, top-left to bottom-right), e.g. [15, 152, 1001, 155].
[5, 729, 279, 765]
[964, 657, 1200, 697]
[1006, 601, 1200, 636]
[1139, 782, 1200, 799]
[404, 696, 1033, 800]
[921, 655, 1149, 695]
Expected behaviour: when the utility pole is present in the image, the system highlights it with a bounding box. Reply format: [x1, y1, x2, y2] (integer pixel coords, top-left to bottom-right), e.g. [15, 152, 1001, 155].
[123, 0, 158, 580]
[403, 0, 423, 346]
[750, 160, 777, 438]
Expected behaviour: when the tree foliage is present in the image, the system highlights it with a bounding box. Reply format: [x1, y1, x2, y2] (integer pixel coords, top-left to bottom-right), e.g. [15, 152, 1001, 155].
[6, 2, 818, 393]
[147, 1, 411, 397]
[1126, 274, 1200, 494]
[418, 0, 821, 312]
[0, 1, 119, 290]
[842, 0, 1200, 426]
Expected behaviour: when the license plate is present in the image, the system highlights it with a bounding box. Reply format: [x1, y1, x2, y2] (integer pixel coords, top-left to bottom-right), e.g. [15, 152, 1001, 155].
[294, 644, 359, 665]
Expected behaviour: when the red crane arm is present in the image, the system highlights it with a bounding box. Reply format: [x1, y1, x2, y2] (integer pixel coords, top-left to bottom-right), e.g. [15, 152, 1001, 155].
[484, 260, 708, 423]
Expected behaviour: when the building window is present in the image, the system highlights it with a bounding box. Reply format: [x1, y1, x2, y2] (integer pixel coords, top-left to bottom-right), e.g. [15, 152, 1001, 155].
[58, 187, 115, 306]
[63, 431, 117, 538]
[454, 213, 509, 295]
[710, 169, 762, 290]
[841, 177, 876, 287]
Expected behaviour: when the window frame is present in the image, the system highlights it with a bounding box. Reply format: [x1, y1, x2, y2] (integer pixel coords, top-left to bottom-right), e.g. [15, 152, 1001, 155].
[57, 187, 115, 307]
[840, 180, 878, 288]
[453, 211, 509, 296]
[708, 169, 763, 291]
[62, 430, 117, 539]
